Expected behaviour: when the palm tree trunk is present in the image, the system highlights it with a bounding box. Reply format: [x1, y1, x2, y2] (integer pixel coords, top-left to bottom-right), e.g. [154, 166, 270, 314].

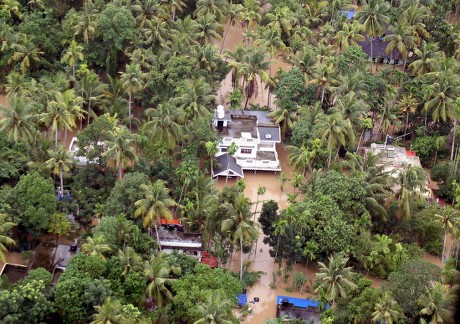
[244, 93, 250, 110]
[118, 163, 123, 180]
[404, 110, 410, 136]
[59, 166, 64, 196]
[356, 130, 364, 151]
[210, 158, 213, 178]
[128, 93, 132, 131]
[267, 65, 272, 108]
[154, 222, 162, 252]
[253, 197, 259, 222]
[327, 149, 332, 169]
[240, 232, 244, 282]
[321, 86, 326, 105]
[452, 120, 457, 160]
[370, 39, 374, 73]
[402, 58, 407, 74]
[443, 230, 448, 264]
[87, 100, 91, 126]
[220, 19, 233, 54]
[55, 129, 58, 148]
[72, 64, 76, 80]
[172, 8, 176, 21]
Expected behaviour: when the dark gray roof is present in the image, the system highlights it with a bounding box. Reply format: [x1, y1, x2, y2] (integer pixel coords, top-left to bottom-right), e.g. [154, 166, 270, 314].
[227, 110, 275, 125]
[258, 126, 280, 142]
[213, 153, 243, 177]
[358, 37, 401, 60]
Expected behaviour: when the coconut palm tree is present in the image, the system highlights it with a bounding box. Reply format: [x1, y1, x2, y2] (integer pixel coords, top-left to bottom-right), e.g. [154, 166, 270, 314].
[220, 3, 244, 53]
[355, 0, 390, 72]
[434, 207, 459, 264]
[417, 282, 454, 323]
[268, 108, 298, 139]
[221, 193, 258, 281]
[205, 141, 219, 176]
[134, 180, 177, 251]
[46, 146, 72, 196]
[424, 78, 460, 124]
[91, 297, 123, 324]
[255, 26, 285, 108]
[309, 61, 338, 105]
[73, 4, 97, 44]
[119, 63, 145, 131]
[335, 20, 364, 50]
[286, 139, 321, 176]
[315, 112, 354, 168]
[144, 253, 179, 307]
[0, 94, 38, 144]
[372, 293, 401, 324]
[194, 0, 228, 22]
[173, 78, 214, 123]
[264, 5, 295, 38]
[194, 295, 234, 324]
[117, 247, 142, 277]
[76, 69, 108, 127]
[1, 0, 22, 18]
[8, 34, 43, 74]
[253, 185, 266, 222]
[103, 126, 138, 180]
[61, 40, 84, 79]
[315, 253, 357, 308]
[159, 0, 186, 21]
[394, 164, 427, 220]
[398, 93, 419, 136]
[384, 21, 417, 72]
[0, 214, 15, 262]
[143, 103, 184, 152]
[408, 41, 440, 76]
[196, 14, 222, 45]
[330, 91, 370, 132]
[82, 236, 112, 259]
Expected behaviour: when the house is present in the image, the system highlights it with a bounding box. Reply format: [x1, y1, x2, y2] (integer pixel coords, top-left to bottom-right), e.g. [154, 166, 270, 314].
[276, 296, 329, 323]
[157, 220, 204, 261]
[212, 106, 281, 179]
[363, 143, 433, 200]
[358, 36, 403, 65]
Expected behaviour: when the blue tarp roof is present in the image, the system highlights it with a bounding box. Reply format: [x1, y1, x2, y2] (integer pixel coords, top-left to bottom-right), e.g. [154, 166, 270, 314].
[340, 10, 355, 19]
[237, 293, 247, 306]
[277, 296, 329, 310]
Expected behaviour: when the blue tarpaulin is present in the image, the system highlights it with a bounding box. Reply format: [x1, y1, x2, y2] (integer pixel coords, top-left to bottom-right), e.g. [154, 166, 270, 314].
[277, 296, 330, 310]
[340, 10, 355, 19]
[237, 293, 247, 307]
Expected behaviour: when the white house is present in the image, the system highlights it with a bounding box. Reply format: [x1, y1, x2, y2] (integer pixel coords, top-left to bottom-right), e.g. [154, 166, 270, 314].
[212, 105, 281, 178]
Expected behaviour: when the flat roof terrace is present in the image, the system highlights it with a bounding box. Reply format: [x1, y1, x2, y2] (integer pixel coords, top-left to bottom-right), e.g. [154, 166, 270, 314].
[218, 118, 257, 139]
[238, 151, 277, 161]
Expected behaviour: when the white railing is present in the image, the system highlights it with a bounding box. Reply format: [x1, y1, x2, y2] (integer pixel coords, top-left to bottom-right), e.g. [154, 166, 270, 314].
[221, 137, 260, 145]
[236, 159, 279, 168]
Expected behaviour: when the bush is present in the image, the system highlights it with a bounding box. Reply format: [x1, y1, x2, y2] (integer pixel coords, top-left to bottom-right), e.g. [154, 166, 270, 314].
[411, 136, 437, 166]
[431, 163, 450, 183]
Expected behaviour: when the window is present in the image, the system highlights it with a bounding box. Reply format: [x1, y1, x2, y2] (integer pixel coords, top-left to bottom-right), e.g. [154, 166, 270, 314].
[221, 147, 228, 153]
[241, 148, 252, 154]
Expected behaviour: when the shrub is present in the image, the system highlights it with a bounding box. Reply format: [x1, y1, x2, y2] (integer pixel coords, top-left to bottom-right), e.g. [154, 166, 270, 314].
[431, 163, 450, 183]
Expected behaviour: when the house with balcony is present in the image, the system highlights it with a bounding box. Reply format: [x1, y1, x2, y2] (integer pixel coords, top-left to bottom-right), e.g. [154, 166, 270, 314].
[211, 106, 281, 179]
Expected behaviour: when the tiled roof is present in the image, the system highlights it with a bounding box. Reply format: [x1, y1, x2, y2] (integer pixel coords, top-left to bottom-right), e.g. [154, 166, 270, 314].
[358, 37, 402, 60]
[213, 153, 243, 177]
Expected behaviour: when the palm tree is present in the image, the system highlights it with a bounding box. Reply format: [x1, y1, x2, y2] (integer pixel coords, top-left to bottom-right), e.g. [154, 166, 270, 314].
[194, 295, 233, 324]
[46, 146, 72, 196]
[355, 0, 390, 72]
[253, 185, 266, 222]
[1, 0, 22, 18]
[315, 253, 357, 308]
[225, 142, 238, 184]
[239, 47, 271, 109]
[418, 282, 454, 323]
[268, 108, 298, 139]
[91, 297, 123, 324]
[221, 194, 258, 281]
[159, 0, 186, 21]
[408, 41, 440, 76]
[315, 112, 354, 168]
[372, 293, 401, 324]
[144, 253, 178, 307]
[41, 90, 81, 148]
[205, 141, 219, 176]
[143, 103, 184, 152]
[61, 40, 84, 79]
[196, 14, 222, 45]
[194, 0, 228, 22]
[77, 70, 108, 127]
[424, 78, 459, 125]
[384, 21, 417, 72]
[255, 26, 285, 108]
[398, 93, 419, 136]
[117, 247, 142, 276]
[0, 214, 16, 262]
[134, 180, 176, 251]
[309, 62, 338, 105]
[103, 126, 138, 180]
[394, 164, 427, 220]
[0, 94, 37, 144]
[434, 207, 459, 264]
[220, 3, 244, 53]
[73, 4, 97, 44]
[82, 236, 112, 259]
[335, 20, 365, 50]
[264, 5, 295, 38]
[8, 34, 43, 74]
[174, 78, 214, 123]
[286, 139, 321, 176]
[119, 63, 145, 131]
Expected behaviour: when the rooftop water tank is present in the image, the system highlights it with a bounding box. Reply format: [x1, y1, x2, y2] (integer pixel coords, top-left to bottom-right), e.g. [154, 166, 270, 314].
[216, 105, 225, 119]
